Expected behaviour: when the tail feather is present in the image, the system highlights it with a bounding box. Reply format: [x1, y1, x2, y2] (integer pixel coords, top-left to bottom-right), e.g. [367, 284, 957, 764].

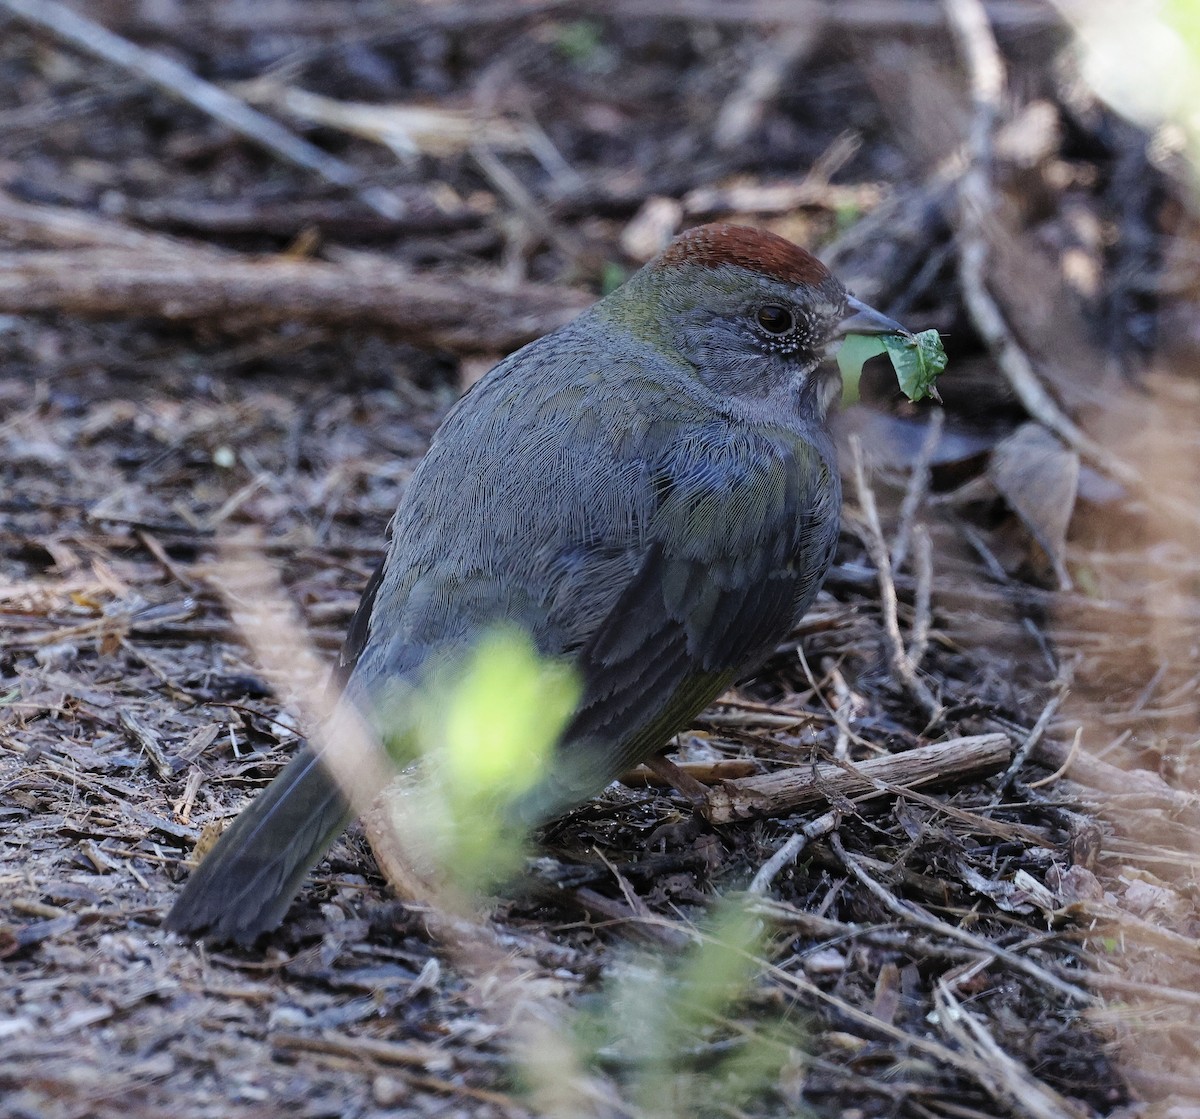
[165, 746, 352, 944]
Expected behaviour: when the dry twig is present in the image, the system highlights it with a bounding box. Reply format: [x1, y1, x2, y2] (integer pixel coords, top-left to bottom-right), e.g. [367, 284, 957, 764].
[831, 834, 1090, 1005]
[747, 809, 839, 895]
[0, 190, 214, 254]
[850, 436, 941, 719]
[0, 0, 402, 218]
[704, 733, 1010, 824]
[906, 526, 934, 671]
[991, 666, 1072, 803]
[934, 983, 1091, 1119]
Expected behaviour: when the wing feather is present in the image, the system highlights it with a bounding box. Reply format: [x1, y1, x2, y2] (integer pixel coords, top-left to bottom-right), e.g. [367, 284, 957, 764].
[520, 428, 838, 819]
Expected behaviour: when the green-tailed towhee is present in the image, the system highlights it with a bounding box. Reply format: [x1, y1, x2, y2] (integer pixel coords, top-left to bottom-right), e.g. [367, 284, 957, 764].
[166, 223, 906, 943]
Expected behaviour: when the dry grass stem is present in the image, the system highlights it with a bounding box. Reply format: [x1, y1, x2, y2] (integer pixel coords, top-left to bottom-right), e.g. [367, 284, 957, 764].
[991, 669, 1071, 803]
[850, 435, 941, 718]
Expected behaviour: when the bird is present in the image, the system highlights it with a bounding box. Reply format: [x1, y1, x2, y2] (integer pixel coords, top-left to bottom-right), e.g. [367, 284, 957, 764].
[165, 222, 907, 943]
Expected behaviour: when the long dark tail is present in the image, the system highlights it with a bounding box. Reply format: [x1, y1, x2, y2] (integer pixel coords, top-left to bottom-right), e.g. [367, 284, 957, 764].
[165, 746, 352, 944]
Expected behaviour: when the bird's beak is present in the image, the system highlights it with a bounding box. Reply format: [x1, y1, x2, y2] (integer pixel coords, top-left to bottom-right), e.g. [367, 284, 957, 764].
[834, 295, 909, 338]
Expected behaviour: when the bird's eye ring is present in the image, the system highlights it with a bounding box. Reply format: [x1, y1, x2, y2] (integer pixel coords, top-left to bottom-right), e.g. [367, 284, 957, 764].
[756, 304, 795, 335]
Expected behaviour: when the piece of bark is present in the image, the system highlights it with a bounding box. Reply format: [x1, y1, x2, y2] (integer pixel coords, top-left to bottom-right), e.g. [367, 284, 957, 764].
[703, 734, 1011, 823]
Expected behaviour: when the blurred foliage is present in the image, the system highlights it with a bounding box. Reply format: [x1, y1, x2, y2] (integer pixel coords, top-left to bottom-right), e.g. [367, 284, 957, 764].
[1065, 0, 1200, 175]
[601, 260, 630, 295]
[377, 625, 579, 892]
[562, 897, 808, 1118]
[373, 630, 803, 1114]
[552, 18, 617, 74]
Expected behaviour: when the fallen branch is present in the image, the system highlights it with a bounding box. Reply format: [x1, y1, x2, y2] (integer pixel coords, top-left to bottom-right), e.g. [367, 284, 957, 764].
[703, 733, 1010, 823]
[0, 249, 592, 353]
[4, 191, 490, 244]
[1032, 736, 1200, 815]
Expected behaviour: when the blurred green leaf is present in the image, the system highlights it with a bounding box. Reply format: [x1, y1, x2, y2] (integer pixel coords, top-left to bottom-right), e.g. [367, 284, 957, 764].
[564, 896, 803, 1117]
[374, 625, 578, 893]
[674, 901, 764, 1025]
[834, 200, 863, 231]
[601, 260, 628, 295]
[441, 627, 578, 797]
[553, 19, 615, 73]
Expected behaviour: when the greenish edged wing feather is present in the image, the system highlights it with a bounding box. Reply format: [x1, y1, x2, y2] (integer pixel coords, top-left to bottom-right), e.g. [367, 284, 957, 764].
[517, 430, 839, 821]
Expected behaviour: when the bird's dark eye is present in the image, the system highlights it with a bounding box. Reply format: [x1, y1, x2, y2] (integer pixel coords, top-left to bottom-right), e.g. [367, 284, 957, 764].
[756, 304, 795, 334]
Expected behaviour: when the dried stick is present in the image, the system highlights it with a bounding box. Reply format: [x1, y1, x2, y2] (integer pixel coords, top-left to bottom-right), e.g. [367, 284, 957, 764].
[0, 249, 591, 353]
[934, 983, 1091, 1119]
[620, 758, 759, 787]
[890, 408, 944, 571]
[684, 179, 883, 220]
[907, 526, 934, 671]
[830, 834, 1090, 1005]
[747, 809, 839, 894]
[991, 668, 1072, 804]
[703, 733, 1010, 824]
[0, 190, 214, 254]
[0, 0, 401, 219]
[850, 436, 941, 718]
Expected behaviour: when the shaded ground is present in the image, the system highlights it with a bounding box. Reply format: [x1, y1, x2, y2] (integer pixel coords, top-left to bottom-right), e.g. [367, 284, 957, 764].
[1, 3, 1198, 1117]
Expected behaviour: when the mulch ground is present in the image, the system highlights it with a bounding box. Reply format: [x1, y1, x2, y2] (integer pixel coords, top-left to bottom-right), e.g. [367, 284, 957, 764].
[2, 4, 1199, 1117]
